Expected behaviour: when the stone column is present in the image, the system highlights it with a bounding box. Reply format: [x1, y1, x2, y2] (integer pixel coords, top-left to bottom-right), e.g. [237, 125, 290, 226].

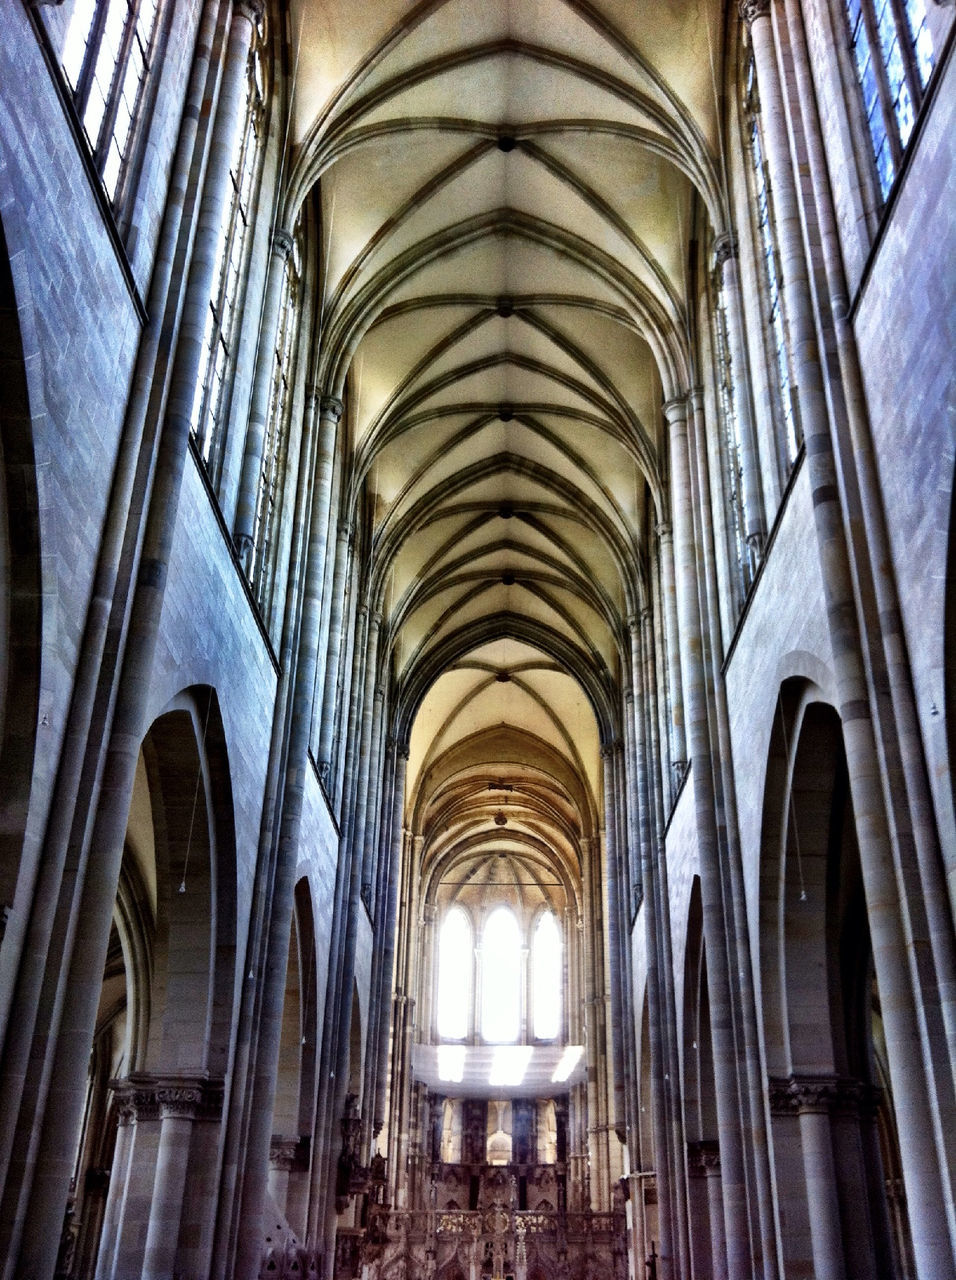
[602, 742, 628, 1141]
[665, 393, 752, 1277]
[770, 1076, 845, 1280]
[701, 1144, 727, 1280]
[141, 1082, 205, 1280]
[233, 396, 343, 1280]
[316, 518, 353, 784]
[371, 744, 409, 1137]
[714, 232, 765, 559]
[742, 3, 955, 1270]
[655, 522, 686, 788]
[234, 226, 295, 569]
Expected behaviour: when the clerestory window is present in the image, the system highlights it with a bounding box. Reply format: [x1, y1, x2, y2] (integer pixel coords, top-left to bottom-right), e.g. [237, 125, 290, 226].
[61, 0, 162, 205]
[712, 281, 753, 603]
[435, 904, 564, 1045]
[189, 15, 267, 486]
[842, 0, 934, 199]
[742, 48, 800, 473]
[248, 224, 303, 612]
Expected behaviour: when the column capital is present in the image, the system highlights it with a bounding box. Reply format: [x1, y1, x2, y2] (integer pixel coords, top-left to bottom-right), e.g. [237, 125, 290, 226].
[320, 395, 344, 423]
[271, 227, 295, 260]
[738, 0, 772, 25]
[233, 0, 265, 26]
[655, 519, 673, 543]
[714, 231, 739, 270]
[662, 395, 688, 424]
[768, 1072, 840, 1115]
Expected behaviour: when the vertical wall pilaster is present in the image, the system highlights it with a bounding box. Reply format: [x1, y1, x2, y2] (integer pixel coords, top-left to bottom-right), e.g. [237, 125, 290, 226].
[234, 226, 294, 567]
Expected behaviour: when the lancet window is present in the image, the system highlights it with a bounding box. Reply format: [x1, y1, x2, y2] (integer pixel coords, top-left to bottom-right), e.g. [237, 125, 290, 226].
[61, 0, 163, 203]
[435, 905, 564, 1045]
[248, 223, 303, 610]
[189, 15, 267, 483]
[741, 49, 800, 478]
[842, 0, 934, 198]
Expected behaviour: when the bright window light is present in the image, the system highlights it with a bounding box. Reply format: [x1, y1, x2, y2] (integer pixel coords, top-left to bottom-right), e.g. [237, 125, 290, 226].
[533, 911, 562, 1039]
[437, 1044, 465, 1084]
[551, 1045, 583, 1083]
[489, 1045, 533, 1087]
[481, 907, 521, 1043]
[437, 907, 471, 1040]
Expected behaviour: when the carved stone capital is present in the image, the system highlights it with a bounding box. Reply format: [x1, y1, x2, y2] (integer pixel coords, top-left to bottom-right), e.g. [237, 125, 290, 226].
[714, 231, 739, 270]
[768, 1073, 840, 1115]
[158, 1085, 204, 1120]
[270, 1138, 300, 1172]
[272, 227, 295, 261]
[655, 520, 673, 544]
[233, 0, 265, 27]
[738, 0, 772, 25]
[662, 395, 688, 425]
[320, 395, 344, 423]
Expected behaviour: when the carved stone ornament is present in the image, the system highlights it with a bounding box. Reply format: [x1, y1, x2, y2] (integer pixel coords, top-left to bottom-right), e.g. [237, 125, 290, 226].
[270, 1138, 300, 1172]
[768, 1073, 840, 1115]
[320, 395, 344, 423]
[738, 0, 772, 24]
[714, 231, 739, 270]
[272, 227, 295, 261]
[233, 0, 266, 26]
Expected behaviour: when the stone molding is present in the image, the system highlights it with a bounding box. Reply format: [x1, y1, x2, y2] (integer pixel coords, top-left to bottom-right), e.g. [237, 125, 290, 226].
[714, 231, 739, 270]
[271, 227, 295, 260]
[112, 1073, 224, 1125]
[233, 0, 266, 25]
[686, 1139, 720, 1176]
[768, 1073, 875, 1116]
[320, 395, 344, 422]
[738, 0, 772, 24]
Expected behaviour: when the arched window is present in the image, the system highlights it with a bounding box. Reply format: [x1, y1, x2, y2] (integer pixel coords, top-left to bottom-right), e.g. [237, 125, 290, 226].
[249, 224, 303, 611]
[742, 49, 799, 472]
[713, 282, 753, 602]
[61, 0, 163, 204]
[842, 0, 934, 199]
[481, 907, 521, 1043]
[190, 15, 267, 483]
[436, 907, 472, 1041]
[532, 911, 562, 1040]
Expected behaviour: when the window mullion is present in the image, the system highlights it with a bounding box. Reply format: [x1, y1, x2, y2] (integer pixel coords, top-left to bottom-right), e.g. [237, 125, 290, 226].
[92, 0, 139, 171]
[72, 2, 108, 120]
[859, 0, 904, 167]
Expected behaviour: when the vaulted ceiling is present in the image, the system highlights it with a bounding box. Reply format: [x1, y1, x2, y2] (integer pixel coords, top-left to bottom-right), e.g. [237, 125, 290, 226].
[288, 0, 726, 893]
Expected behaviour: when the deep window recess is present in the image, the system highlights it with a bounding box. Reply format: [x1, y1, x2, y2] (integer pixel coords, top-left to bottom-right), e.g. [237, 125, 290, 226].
[189, 16, 267, 486]
[61, 0, 162, 204]
[713, 280, 754, 603]
[481, 907, 522, 1044]
[249, 225, 303, 611]
[842, 0, 935, 199]
[532, 911, 561, 1040]
[436, 907, 472, 1041]
[742, 49, 800, 471]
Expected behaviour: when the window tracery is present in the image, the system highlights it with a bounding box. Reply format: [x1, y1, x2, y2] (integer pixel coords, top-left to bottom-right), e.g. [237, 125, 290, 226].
[435, 904, 564, 1046]
[61, 0, 162, 204]
[742, 48, 800, 472]
[189, 14, 267, 484]
[842, 0, 934, 198]
[249, 223, 303, 610]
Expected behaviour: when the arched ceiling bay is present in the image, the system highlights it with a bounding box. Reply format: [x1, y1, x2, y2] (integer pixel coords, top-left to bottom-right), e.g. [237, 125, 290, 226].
[289, 0, 725, 870]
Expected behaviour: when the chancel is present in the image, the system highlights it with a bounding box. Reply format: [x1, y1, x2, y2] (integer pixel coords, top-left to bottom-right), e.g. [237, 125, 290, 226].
[0, 1, 953, 1278]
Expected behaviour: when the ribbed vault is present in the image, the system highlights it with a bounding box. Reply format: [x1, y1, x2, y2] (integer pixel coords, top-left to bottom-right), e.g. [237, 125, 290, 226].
[287, 0, 724, 906]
